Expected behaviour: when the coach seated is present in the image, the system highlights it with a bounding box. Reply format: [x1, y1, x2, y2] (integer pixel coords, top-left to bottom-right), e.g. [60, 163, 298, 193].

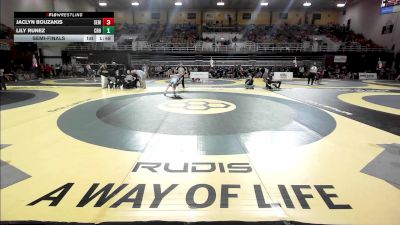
[124, 71, 134, 88]
[115, 68, 126, 88]
[245, 76, 255, 89]
[124, 71, 138, 89]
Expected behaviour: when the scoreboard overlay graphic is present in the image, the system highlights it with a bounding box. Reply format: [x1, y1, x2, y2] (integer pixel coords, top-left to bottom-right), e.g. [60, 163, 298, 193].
[14, 12, 115, 42]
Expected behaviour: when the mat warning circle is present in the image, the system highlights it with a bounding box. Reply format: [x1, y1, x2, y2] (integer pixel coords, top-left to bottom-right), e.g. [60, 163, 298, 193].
[158, 99, 236, 114]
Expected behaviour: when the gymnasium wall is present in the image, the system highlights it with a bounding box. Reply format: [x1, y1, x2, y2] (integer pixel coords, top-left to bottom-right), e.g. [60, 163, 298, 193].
[168, 11, 202, 25]
[114, 9, 339, 26]
[115, 11, 134, 24]
[271, 11, 306, 25]
[131, 10, 202, 25]
[238, 11, 270, 25]
[339, 0, 400, 52]
[312, 11, 339, 25]
[53, 0, 95, 12]
[133, 11, 167, 24]
[202, 11, 235, 25]
[0, 0, 53, 27]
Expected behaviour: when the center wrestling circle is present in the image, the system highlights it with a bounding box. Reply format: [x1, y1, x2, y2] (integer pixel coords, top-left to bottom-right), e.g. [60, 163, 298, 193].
[57, 92, 336, 155]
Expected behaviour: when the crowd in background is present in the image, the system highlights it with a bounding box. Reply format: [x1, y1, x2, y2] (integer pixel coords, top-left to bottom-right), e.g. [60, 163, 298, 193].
[241, 24, 314, 43]
[149, 63, 400, 80]
[1, 61, 400, 89]
[0, 24, 13, 40]
[0, 19, 388, 52]
[1, 21, 399, 84]
[116, 23, 199, 44]
[113, 22, 383, 50]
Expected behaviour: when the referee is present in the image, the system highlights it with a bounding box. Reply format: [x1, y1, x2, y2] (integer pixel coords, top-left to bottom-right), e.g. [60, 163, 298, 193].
[308, 62, 318, 86]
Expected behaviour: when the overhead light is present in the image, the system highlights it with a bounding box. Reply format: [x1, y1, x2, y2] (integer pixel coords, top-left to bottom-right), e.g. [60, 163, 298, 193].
[99, 2, 107, 6]
[337, 3, 346, 7]
[217, 1, 225, 6]
[175, 1, 182, 6]
[260, 2, 269, 6]
[303, 1, 311, 7]
[131, 2, 139, 6]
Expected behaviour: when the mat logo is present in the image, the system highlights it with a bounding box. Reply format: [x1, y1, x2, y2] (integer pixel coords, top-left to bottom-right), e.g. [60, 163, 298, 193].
[27, 183, 352, 210]
[167, 100, 230, 111]
[158, 98, 236, 114]
[27, 163, 351, 210]
[132, 162, 252, 173]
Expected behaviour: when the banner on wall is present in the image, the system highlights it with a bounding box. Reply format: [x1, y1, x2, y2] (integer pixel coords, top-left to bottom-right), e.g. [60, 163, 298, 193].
[273, 72, 293, 80]
[190, 72, 209, 79]
[205, 12, 215, 19]
[359, 73, 377, 80]
[334, 55, 347, 63]
[382, 20, 394, 34]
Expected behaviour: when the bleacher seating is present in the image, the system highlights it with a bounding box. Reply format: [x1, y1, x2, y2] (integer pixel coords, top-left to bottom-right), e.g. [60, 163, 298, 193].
[61, 23, 387, 53]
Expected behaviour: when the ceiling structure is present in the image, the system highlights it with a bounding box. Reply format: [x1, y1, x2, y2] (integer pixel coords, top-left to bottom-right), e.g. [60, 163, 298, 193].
[91, 0, 347, 10]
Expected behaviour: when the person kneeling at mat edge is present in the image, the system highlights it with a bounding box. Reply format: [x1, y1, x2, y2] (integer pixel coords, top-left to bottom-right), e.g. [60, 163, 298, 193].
[263, 70, 281, 89]
[245, 75, 255, 89]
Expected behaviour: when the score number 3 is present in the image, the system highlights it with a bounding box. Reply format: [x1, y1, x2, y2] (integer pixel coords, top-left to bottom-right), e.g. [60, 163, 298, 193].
[102, 18, 114, 26]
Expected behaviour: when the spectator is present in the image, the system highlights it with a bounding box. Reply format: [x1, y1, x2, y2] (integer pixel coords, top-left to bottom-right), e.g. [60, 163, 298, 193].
[0, 68, 6, 91]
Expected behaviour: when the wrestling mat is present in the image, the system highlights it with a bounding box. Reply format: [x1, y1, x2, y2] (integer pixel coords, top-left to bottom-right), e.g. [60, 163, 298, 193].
[1, 78, 399, 225]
